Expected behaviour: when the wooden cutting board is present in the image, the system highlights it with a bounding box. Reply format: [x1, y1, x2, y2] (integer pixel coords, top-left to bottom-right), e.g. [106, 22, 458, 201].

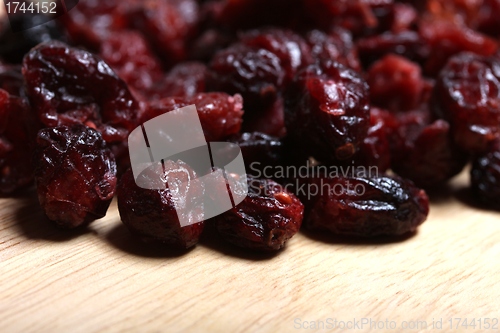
[0, 170, 499, 333]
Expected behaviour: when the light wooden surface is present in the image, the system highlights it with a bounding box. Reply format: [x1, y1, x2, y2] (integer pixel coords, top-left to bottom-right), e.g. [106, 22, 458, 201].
[0, 170, 499, 333]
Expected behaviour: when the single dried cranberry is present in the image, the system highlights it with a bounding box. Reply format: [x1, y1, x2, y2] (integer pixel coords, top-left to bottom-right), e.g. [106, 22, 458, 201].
[420, 20, 498, 76]
[356, 31, 430, 68]
[142, 93, 243, 142]
[34, 125, 117, 228]
[99, 31, 163, 92]
[432, 52, 500, 153]
[241, 96, 286, 138]
[391, 110, 468, 188]
[306, 28, 360, 71]
[117, 163, 204, 249]
[0, 89, 38, 194]
[207, 43, 285, 111]
[367, 54, 425, 112]
[229, 132, 284, 176]
[213, 176, 303, 251]
[285, 62, 370, 163]
[470, 139, 500, 209]
[127, 0, 199, 66]
[241, 28, 313, 84]
[143, 62, 208, 101]
[303, 174, 429, 237]
[22, 41, 140, 146]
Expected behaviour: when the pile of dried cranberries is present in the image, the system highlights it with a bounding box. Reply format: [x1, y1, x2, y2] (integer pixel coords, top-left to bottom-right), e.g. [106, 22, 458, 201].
[1, 0, 499, 252]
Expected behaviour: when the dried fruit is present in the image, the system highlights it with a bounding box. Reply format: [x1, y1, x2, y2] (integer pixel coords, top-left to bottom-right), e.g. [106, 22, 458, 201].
[117, 162, 204, 249]
[471, 139, 500, 209]
[285, 61, 370, 163]
[0, 89, 38, 194]
[0, 63, 24, 97]
[142, 93, 244, 142]
[432, 52, 500, 153]
[213, 176, 303, 251]
[22, 41, 140, 146]
[303, 174, 429, 237]
[34, 125, 117, 228]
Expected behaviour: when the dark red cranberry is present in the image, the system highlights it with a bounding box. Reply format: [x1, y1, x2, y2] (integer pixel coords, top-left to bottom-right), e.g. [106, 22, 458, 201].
[303, 174, 429, 237]
[367, 54, 425, 112]
[0, 89, 38, 194]
[213, 176, 303, 251]
[285, 62, 370, 163]
[306, 28, 360, 71]
[127, 0, 199, 66]
[207, 43, 285, 111]
[99, 31, 163, 92]
[471, 139, 500, 209]
[142, 93, 243, 142]
[420, 20, 498, 76]
[241, 96, 286, 138]
[391, 110, 468, 189]
[22, 41, 140, 146]
[356, 31, 430, 68]
[0, 63, 24, 97]
[229, 132, 284, 176]
[34, 125, 117, 228]
[117, 162, 204, 249]
[241, 28, 313, 84]
[144, 62, 208, 101]
[432, 52, 500, 153]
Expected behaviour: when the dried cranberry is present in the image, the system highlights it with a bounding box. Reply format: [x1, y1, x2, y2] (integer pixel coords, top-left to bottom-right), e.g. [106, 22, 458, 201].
[0, 89, 37, 194]
[117, 162, 204, 249]
[285, 62, 370, 163]
[391, 111, 468, 189]
[432, 52, 500, 153]
[303, 174, 429, 237]
[144, 62, 208, 101]
[213, 176, 303, 251]
[306, 28, 360, 72]
[142, 93, 243, 142]
[367, 54, 425, 112]
[241, 28, 312, 84]
[471, 139, 500, 209]
[229, 132, 284, 176]
[22, 41, 140, 146]
[207, 43, 285, 111]
[99, 31, 163, 92]
[420, 20, 498, 76]
[356, 31, 430, 68]
[127, 0, 199, 66]
[34, 125, 117, 228]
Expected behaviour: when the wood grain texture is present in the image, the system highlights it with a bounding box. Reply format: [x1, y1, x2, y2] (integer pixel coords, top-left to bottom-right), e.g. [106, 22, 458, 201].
[0, 171, 499, 333]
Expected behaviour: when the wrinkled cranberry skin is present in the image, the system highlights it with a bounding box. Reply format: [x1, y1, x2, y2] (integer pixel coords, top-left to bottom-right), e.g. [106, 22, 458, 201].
[241, 28, 313, 84]
[144, 62, 208, 101]
[304, 175, 429, 237]
[207, 43, 285, 111]
[142, 93, 243, 142]
[285, 62, 370, 163]
[229, 132, 284, 176]
[471, 139, 500, 209]
[117, 163, 204, 249]
[368, 54, 425, 112]
[392, 114, 468, 189]
[99, 31, 163, 92]
[213, 177, 303, 251]
[34, 125, 117, 228]
[420, 20, 498, 76]
[128, 0, 199, 66]
[432, 52, 500, 153]
[22, 41, 140, 145]
[0, 90, 38, 194]
[306, 29, 360, 71]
